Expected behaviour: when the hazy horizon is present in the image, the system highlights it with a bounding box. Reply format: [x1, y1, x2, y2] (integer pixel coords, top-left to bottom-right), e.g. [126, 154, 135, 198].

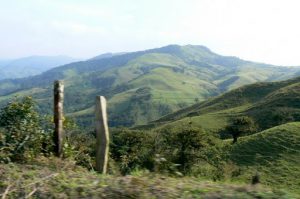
[1, 0, 300, 66]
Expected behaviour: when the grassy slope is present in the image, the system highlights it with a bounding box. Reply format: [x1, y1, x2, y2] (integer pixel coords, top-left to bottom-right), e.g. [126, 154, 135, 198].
[146, 77, 300, 132]
[227, 122, 300, 194]
[0, 45, 299, 127]
[0, 159, 296, 198]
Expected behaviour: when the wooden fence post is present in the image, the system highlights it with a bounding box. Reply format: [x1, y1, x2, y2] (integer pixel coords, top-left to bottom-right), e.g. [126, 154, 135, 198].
[95, 96, 109, 174]
[54, 80, 64, 157]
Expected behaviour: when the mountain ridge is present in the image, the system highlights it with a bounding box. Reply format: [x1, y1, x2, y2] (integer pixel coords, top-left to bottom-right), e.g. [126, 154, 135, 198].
[0, 55, 79, 80]
[0, 44, 299, 127]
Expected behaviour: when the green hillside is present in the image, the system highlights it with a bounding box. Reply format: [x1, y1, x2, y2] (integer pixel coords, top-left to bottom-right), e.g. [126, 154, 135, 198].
[0, 45, 299, 127]
[226, 122, 300, 193]
[148, 76, 300, 132]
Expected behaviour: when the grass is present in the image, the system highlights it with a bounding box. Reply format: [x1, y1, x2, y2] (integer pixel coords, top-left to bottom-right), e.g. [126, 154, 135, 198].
[0, 158, 296, 198]
[137, 121, 300, 195]
[149, 76, 300, 132]
[147, 112, 230, 134]
[0, 88, 47, 102]
[225, 122, 300, 194]
[0, 123, 299, 198]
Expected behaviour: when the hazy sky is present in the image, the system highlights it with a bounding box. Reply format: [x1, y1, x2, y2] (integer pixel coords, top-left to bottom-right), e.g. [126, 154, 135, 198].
[1, 0, 300, 65]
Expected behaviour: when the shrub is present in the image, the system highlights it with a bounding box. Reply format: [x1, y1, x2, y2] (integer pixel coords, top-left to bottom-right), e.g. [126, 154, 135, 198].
[110, 126, 222, 176]
[0, 96, 52, 162]
[156, 126, 219, 174]
[64, 129, 96, 170]
[110, 128, 155, 175]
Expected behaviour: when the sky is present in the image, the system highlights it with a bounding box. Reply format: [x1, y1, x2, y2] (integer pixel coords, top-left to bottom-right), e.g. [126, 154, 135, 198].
[1, 0, 300, 66]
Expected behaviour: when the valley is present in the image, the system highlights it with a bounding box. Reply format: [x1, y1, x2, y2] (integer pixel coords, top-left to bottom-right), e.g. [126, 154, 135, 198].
[0, 45, 299, 127]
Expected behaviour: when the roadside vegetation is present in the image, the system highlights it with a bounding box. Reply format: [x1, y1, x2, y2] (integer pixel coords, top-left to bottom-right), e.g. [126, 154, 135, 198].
[0, 96, 299, 198]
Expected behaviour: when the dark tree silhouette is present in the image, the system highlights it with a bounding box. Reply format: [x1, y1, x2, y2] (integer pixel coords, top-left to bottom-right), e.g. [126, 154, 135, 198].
[225, 116, 258, 144]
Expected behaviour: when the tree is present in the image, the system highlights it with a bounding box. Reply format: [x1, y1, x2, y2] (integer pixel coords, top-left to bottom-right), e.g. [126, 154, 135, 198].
[157, 126, 218, 174]
[110, 129, 155, 174]
[225, 116, 257, 144]
[0, 96, 51, 162]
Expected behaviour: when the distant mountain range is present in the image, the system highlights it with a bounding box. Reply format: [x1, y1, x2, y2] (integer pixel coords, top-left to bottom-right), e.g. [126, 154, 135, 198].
[0, 44, 299, 127]
[0, 55, 79, 80]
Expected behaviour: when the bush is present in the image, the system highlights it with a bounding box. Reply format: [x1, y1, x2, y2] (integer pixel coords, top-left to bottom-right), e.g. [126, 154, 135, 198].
[110, 126, 222, 176]
[64, 129, 96, 170]
[110, 128, 155, 175]
[156, 126, 219, 174]
[0, 96, 52, 162]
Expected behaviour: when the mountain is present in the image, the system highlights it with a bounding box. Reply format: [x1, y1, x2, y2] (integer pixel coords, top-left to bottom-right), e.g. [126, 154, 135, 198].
[89, 52, 126, 61]
[147, 75, 300, 133]
[0, 55, 79, 80]
[0, 44, 299, 127]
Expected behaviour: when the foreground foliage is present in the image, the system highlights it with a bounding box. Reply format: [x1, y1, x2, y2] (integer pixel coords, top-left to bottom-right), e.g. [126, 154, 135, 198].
[1, 96, 299, 197]
[0, 97, 52, 163]
[0, 158, 296, 199]
[111, 127, 221, 176]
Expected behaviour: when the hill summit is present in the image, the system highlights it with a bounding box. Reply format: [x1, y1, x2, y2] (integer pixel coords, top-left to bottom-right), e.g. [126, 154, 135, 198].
[0, 44, 299, 127]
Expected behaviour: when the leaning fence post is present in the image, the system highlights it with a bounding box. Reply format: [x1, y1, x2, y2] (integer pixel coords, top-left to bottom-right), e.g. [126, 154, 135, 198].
[95, 96, 109, 174]
[54, 80, 64, 157]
